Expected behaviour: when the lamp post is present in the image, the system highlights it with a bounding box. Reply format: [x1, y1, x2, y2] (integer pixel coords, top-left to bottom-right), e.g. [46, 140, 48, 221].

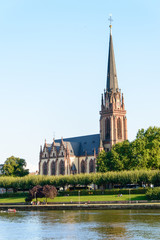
[78, 190, 80, 206]
[129, 189, 131, 204]
[35, 192, 37, 205]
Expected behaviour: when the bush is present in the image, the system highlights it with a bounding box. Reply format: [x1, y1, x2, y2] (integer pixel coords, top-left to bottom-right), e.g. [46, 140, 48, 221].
[146, 187, 160, 200]
[58, 188, 147, 196]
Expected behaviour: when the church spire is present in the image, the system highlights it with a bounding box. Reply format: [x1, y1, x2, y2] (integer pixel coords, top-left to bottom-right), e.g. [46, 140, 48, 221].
[100, 18, 127, 152]
[106, 22, 118, 92]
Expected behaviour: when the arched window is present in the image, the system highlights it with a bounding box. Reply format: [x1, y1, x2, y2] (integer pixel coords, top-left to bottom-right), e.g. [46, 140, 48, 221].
[43, 161, 48, 175]
[105, 118, 110, 139]
[71, 163, 77, 175]
[117, 117, 122, 139]
[51, 161, 56, 175]
[89, 159, 95, 173]
[81, 160, 86, 173]
[59, 160, 65, 175]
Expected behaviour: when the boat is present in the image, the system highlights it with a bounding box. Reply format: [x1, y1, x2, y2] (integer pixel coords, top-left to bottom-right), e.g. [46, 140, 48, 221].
[8, 209, 16, 213]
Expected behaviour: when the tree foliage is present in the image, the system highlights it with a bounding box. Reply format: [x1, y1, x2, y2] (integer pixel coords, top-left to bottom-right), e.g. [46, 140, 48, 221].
[146, 187, 160, 200]
[29, 184, 57, 203]
[2, 156, 29, 177]
[42, 185, 57, 202]
[0, 170, 160, 193]
[97, 127, 160, 172]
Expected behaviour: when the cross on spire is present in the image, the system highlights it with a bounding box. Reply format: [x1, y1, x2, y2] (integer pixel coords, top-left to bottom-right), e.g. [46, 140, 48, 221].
[108, 14, 113, 26]
[108, 14, 113, 35]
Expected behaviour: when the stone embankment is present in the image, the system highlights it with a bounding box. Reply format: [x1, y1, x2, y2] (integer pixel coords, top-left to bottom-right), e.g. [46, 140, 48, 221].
[1, 201, 160, 211]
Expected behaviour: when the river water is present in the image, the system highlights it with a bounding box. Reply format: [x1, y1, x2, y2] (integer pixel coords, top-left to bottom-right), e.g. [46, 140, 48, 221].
[0, 209, 160, 240]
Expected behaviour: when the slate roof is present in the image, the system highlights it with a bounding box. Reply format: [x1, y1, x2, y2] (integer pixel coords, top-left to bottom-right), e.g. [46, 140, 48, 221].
[53, 134, 100, 156]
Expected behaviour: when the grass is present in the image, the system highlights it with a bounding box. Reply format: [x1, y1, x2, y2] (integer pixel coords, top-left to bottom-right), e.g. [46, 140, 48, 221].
[0, 197, 25, 203]
[0, 194, 147, 204]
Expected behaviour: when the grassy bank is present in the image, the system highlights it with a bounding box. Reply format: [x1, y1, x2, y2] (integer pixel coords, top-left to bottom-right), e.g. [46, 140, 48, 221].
[0, 194, 147, 204]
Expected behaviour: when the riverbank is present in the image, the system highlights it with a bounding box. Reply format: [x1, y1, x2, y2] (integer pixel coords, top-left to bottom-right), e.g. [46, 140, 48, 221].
[0, 193, 146, 203]
[1, 201, 160, 210]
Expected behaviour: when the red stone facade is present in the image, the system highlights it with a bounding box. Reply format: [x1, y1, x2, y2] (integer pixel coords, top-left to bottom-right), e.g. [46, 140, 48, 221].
[100, 91, 127, 151]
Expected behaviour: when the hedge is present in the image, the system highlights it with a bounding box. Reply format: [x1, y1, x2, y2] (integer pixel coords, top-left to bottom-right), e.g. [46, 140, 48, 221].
[0, 169, 159, 192]
[58, 188, 147, 196]
[0, 192, 28, 198]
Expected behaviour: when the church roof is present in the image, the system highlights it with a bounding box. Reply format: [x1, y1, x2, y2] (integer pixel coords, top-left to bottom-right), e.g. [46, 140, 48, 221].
[106, 25, 119, 92]
[46, 134, 100, 156]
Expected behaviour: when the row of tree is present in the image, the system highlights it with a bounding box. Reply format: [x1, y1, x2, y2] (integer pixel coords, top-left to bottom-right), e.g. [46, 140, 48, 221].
[0, 170, 160, 192]
[97, 127, 160, 172]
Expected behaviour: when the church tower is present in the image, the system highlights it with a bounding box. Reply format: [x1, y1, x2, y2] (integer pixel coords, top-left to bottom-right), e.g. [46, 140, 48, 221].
[100, 23, 127, 152]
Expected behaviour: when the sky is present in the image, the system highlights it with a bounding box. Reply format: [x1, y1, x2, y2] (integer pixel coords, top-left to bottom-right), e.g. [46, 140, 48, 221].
[0, 0, 160, 172]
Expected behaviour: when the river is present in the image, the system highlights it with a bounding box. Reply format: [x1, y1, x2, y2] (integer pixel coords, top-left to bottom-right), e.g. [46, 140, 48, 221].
[0, 209, 160, 240]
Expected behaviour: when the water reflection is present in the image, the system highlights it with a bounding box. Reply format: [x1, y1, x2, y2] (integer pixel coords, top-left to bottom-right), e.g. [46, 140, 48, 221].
[0, 210, 160, 239]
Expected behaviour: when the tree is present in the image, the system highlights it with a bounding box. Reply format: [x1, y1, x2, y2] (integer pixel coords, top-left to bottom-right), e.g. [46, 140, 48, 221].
[42, 185, 57, 203]
[28, 185, 57, 204]
[2, 156, 29, 177]
[96, 150, 108, 172]
[97, 142, 129, 172]
[131, 127, 160, 169]
[97, 127, 160, 172]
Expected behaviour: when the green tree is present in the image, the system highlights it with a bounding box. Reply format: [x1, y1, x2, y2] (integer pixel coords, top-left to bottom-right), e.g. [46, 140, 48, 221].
[131, 127, 160, 169]
[97, 127, 160, 172]
[96, 150, 108, 172]
[2, 156, 29, 177]
[97, 142, 129, 172]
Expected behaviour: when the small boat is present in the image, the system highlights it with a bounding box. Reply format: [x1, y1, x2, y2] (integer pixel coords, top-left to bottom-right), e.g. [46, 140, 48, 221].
[8, 209, 16, 213]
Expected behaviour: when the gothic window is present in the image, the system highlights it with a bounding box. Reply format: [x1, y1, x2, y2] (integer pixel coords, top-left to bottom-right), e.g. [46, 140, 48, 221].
[59, 160, 65, 175]
[51, 161, 56, 175]
[43, 161, 48, 175]
[71, 163, 77, 175]
[81, 160, 86, 173]
[117, 117, 122, 139]
[89, 159, 95, 173]
[105, 118, 110, 139]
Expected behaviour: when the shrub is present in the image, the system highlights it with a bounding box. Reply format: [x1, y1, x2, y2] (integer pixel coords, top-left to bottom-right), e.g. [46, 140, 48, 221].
[146, 187, 160, 200]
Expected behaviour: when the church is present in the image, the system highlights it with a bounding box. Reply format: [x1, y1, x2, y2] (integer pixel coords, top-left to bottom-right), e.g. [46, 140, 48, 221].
[39, 23, 127, 176]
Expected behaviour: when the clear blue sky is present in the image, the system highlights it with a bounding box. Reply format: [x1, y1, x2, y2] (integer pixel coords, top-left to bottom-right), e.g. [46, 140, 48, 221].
[0, 0, 160, 171]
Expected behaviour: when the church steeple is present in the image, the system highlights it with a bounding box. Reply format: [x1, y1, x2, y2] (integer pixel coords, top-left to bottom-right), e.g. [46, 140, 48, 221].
[107, 24, 118, 92]
[100, 18, 127, 151]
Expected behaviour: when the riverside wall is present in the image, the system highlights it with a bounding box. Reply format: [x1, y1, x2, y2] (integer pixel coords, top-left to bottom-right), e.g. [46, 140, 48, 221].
[1, 202, 160, 211]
